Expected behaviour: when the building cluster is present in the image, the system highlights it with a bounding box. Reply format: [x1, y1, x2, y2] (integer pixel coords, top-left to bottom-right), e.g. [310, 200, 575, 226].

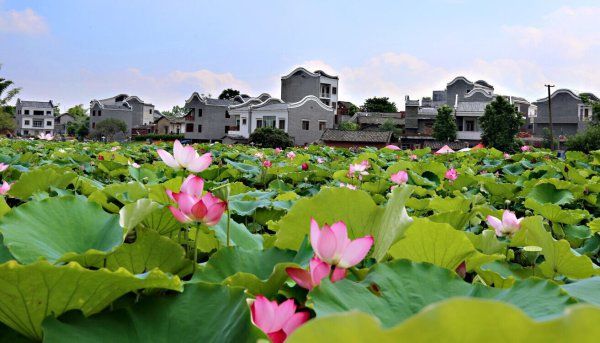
[13, 68, 598, 148]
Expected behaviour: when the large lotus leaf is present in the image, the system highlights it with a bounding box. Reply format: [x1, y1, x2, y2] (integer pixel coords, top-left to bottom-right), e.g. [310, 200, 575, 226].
[8, 167, 77, 200]
[190, 247, 305, 296]
[0, 196, 124, 264]
[561, 277, 600, 306]
[119, 198, 161, 232]
[228, 190, 276, 216]
[272, 187, 379, 250]
[524, 198, 588, 225]
[225, 159, 261, 176]
[370, 186, 414, 261]
[0, 235, 15, 263]
[211, 215, 263, 250]
[42, 283, 264, 343]
[428, 196, 472, 213]
[288, 300, 600, 343]
[428, 210, 474, 230]
[101, 181, 148, 204]
[309, 260, 572, 328]
[0, 196, 10, 218]
[510, 216, 599, 279]
[466, 230, 508, 255]
[61, 228, 193, 276]
[0, 260, 182, 340]
[481, 181, 519, 202]
[140, 205, 183, 235]
[527, 183, 574, 205]
[388, 218, 502, 271]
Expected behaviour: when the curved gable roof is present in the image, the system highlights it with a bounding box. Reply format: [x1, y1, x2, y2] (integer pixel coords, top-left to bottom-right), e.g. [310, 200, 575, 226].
[288, 95, 333, 111]
[281, 67, 320, 80]
[447, 76, 474, 87]
[535, 89, 583, 103]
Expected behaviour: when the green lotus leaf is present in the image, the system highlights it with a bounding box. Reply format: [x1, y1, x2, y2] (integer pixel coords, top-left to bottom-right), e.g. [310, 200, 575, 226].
[309, 260, 572, 328]
[428, 210, 474, 230]
[510, 216, 599, 279]
[428, 196, 472, 213]
[211, 216, 263, 250]
[228, 190, 276, 216]
[370, 186, 414, 261]
[119, 198, 161, 232]
[527, 183, 574, 205]
[0, 235, 15, 263]
[524, 198, 588, 224]
[389, 218, 503, 271]
[288, 299, 600, 343]
[225, 159, 261, 176]
[0, 260, 182, 340]
[561, 277, 600, 306]
[8, 167, 77, 200]
[190, 247, 306, 296]
[0, 196, 124, 264]
[140, 205, 183, 235]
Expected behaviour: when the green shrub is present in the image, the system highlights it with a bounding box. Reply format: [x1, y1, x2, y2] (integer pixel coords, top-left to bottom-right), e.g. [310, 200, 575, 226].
[566, 125, 600, 153]
[339, 121, 359, 131]
[249, 127, 294, 148]
[132, 134, 184, 141]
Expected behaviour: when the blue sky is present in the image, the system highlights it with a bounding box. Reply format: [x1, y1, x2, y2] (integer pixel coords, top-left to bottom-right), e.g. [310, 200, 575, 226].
[1, 0, 599, 111]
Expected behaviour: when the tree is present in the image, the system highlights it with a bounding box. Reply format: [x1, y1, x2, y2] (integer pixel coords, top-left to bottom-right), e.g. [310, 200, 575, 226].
[566, 125, 600, 152]
[480, 96, 524, 152]
[67, 104, 88, 119]
[0, 111, 15, 133]
[249, 127, 294, 148]
[67, 116, 90, 139]
[339, 121, 359, 131]
[0, 64, 21, 112]
[432, 105, 457, 141]
[362, 97, 398, 113]
[91, 118, 128, 141]
[161, 105, 186, 118]
[380, 119, 403, 141]
[218, 88, 240, 100]
[348, 103, 359, 116]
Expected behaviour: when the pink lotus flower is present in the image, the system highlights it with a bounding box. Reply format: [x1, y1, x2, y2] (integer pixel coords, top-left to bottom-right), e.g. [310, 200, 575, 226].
[301, 163, 309, 171]
[317, 157, 325, 164]
[445, 168, 458, 181]
[310, 219, 373, 269]
[503, 153, 511, 159]
[157, 140, 212, 173]
[254, 152, 265, 159]
[98, 155, 104, 161]
[0, 163, 8, 172]
[521, 145, 530, 152]
[391, 171, 408, 185]
[385, 145, 401, 150]
[348, 162, 369, 179]
[274, 148, 283, 154]
[286, 257, 346, 290]
[410, 154, 418, 160]
[287, 151, 296, 160]
[128, 161, 140, 168]
[166, 175, 226, 226]
[487, 210, 523, 237]
[0, 181, 10, 195]
[263, 160, 272, 168]
[111, 146, 121, 151]
[250, 296, 310, 343]
[37, 132, 54, 140]
[339, 183, 357, 190]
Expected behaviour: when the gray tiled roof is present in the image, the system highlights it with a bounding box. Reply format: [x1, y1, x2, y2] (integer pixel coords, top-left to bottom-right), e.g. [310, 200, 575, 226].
[320, 129, 393, 143]
[456, 102, 488, 113]
[19, 100, 53, 109]
[417, 108, 437, 116]
[206, 98, 235, 106]
[358, 116, 405, 125]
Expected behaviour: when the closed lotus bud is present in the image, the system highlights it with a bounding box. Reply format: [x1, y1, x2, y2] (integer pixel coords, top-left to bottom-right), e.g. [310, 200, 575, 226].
[505, 200, 511, 205]
[301, 162, 309, 171]
[461, 187, 468, 192]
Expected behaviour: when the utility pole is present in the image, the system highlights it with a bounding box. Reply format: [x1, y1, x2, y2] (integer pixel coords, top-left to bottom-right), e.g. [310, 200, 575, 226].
[545, 84, 555, 150]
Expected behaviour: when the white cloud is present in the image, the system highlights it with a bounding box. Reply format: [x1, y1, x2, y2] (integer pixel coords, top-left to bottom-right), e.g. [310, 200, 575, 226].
[168, 69, 251, 95]
[0, 8, 48, 35]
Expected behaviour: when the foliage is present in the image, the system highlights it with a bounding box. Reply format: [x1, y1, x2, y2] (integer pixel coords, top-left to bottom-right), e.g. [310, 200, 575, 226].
[347, 103, 359, 116]
[541, 128, 558, 149]
[432, 105, 457, 141]
[132, 133, 184, 141]
[161, 105, 187, 118]
[0, 64, 21, 107]
[480, 96, 523, 152]
[338, 121, 359, 131]
[219, 88, 241, 100]
[91, 118, 128, 140]
[249, 127, 293, 148]
[566, 125, 600, 153]
[0, 110, 15, 132]
[362, 96, 398, 113]
[66, 104, 88, 119]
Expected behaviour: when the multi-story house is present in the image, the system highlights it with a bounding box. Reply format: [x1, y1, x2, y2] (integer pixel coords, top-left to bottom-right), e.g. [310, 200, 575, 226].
[531, 89, 598, 136]
[89, 94, 155, 135]
[182, 93, 244, 141]
[54, 113, 76, 135]
[281, 67, 339, 114]
[14, 99, 55, 136]
[227, 94, 334, 146]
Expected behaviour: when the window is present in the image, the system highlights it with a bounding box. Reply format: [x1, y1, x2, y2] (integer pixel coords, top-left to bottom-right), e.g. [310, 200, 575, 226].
[242, 118, 247, 125]
[46, 111, 51, 115]
[24, 130, 29, 135]
[198, 109, 203, 117]
[34, 110, 43, 116]
[92, 110, 96, 117]
[256, 119, 263, 128]
[24, 110, 29, 115]
[33, 120, 43, 128]
[322, 99, 330, 105]
[97, 110, 101, 116]
[332, 87, 337, 95]
[225, 126, 230, 133]
[45, 131, 51, 135]
[319, 121, 327, 131]
[24, 120, 30, 125]
[465, 120, 475, 131]
[579, 105, 592, 121]
[197, 125, 202, 132]
[332, 102, 337, 109]
[264, 116, 276, 128]
[92, 122, 96, 129]
[46, 121, 52, 126]
[225, 111, 230, 119]
[302, 120, 309, 130]
[17, 110, 21, 115]
[278, 119, 286, 130]
[186, 123, 194, 132]
[149, 109, 153, 114]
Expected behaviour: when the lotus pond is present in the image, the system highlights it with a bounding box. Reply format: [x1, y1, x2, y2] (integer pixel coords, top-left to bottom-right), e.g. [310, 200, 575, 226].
[0, 138, 599, 342]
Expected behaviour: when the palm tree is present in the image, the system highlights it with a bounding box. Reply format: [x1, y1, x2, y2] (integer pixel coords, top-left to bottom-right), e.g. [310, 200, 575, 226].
[0, 64, 21, 107]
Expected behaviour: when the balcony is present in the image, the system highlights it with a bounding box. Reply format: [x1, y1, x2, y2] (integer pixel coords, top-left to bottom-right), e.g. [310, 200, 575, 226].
[320, 93, 331, 99]
[457, 131, 481, 140]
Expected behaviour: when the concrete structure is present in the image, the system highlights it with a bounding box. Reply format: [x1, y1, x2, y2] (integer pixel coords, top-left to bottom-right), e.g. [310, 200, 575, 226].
[531, 89, 598, 136]
[54, 113, 76, 135]
[155, 114, 194, 135]
[227, 94, 335, 146]
[281, 67, 339, 114]
[89, 94, 155, 135]
[320, 129, 393, 148]
[15, 99, 55, 136]
[182, 93, 240, 141]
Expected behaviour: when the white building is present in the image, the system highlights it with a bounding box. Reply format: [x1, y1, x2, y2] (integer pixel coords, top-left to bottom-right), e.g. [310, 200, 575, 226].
[15, 99, 55, 136]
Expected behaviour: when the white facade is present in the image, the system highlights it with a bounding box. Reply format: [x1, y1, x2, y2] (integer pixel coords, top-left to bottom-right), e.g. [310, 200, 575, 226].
[15, 100, 55, 136]
[228, 98, 289, 138]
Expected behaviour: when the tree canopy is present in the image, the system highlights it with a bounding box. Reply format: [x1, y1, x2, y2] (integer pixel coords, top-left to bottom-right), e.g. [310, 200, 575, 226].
[362, 97, 398, 113]
[249, 127, 294, 148]
[91, 118, 128, 141]
[0, 64, 21, 111]
[66, 105, 88, 119]
[432, 105, 457, 142]
[480, 96, 523, 152]
[161, 105, 187, 118]
[218, 88, 241, 100]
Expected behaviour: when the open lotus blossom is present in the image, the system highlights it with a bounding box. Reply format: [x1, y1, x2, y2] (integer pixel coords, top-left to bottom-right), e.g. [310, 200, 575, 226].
[410, 154, 418, 160]
[521, 145, 530, 152]
[348, 162, 369, 179]
[254, 152, 265, 159]
[263, 160, 272, 168]
[487, 210, 523, 237]
[445, 168, 458, 181]
[287, 151, 296, 160]
[0, 181, 10, 195]
[0, 163, 8, 172]
[157, 140, 212, 173]
[286, 257, 346, 290]
[128, 161, 140, 168]
[385, 144, 401, 150]
[166, 175, 226, 226]
[503, 153, 511, 159]
[391, 170, 408, 185]
[37, 132, 54, 140]
[317, 157, 325, 164]
[339, 182, 357, 190]
[310, 219, 373, 269]
[250, 296, 310, 343]
[274, 147, 283, 154]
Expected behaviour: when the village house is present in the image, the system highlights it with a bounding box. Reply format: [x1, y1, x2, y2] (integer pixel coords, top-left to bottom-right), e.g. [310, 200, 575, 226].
[89, 94, 155, 135]
[14, 99, 55, 137]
